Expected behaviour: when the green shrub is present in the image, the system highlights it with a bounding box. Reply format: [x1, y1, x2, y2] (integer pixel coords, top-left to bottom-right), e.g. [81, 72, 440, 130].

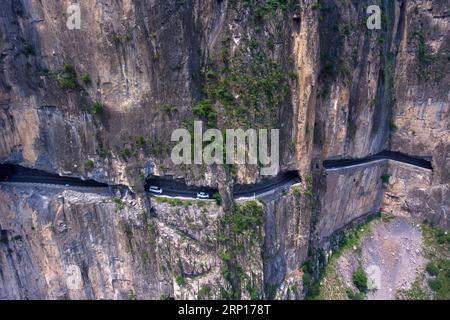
[193, 99, 216, 128]
[91, 101, 103, 114]
[128, 291, 137, 300]
[346, 288, 365, 300]
[22, 42, 35, 56]
[98, 147, 111, 158]
[113, 198, 125, 210]
[154, 197, 183, 207]
[426, 262, 439, 276]
[175, 275, 186, 286]
[428, 278, 442, 291]
[197, 284, 212, 300]
[427, 260, 450, 299]
[302, 270, 312, 287]
[226, 200, 263, 234]
[306, 283, 321, 300]
[389, 120, 397, 130]
[162, 104, 177, 116]
[415, 31, 436, 65]
[60, 78, 78, 89]
[85, 160, 94, 170]
[381, 174, 391, 184]
[12, 235, 23, 241]
[120, 148, 131, 160]
[136, 136, 145, 147]
[312, 3, 322, 10]
[435, 228, 450, 244]
[219, 250, 231, 261]
[63, 64, 76, 74]
[352, 267, 369, 292]
[220, 265, 230, 280]
[397, 278, 429, 300]
[248, 286, 259, 300]
[82, 73, 92, 85]
[196, 45, 289, 128]
[60, 64, 78, 89]
[212, 192, 222, 205]
[340, 62, 352, 79]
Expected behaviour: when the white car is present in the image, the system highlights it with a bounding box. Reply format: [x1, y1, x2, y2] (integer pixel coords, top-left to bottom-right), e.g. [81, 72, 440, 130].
[196, 192, 210, 199]
[149, 186, 163, 194]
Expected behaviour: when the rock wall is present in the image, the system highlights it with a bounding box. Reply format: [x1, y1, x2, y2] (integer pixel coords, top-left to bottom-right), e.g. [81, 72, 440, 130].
[382, 161, 449, 229]
[1, 183, 310, 299]
[0, 0, 304, 189]
[316, 162, 387, 243]
[0, 0, 448, 300]
[263, 182, 312, 297]
[0, 184, 161, 299]
[0, 183, 226, 300]
[312, 0, 449, 250]
[391, 0, 449, 183]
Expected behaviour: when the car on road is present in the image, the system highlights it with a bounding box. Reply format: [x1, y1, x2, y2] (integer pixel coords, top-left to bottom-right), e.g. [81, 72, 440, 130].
[149, 186, 163, 194]
[196, 192, 210, 199]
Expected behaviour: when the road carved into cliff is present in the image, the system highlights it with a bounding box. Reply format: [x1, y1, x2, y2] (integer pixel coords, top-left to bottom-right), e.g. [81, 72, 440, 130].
[0, 150, 431, 201]
[323, 150, 432, 171]
[0, 164, 300, 200]
[146, 171, 301, 200]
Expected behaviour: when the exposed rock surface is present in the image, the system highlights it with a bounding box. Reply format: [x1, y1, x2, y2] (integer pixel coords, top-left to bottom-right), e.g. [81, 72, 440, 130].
[319, 217, 426, 300]
[317, 162, 387, 242]
[0, 0, 448, 299]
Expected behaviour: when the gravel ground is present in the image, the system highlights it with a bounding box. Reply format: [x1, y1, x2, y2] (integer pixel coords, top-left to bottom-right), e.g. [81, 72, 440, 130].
[325, 217, 427, 300]
[361, 218, 425, 299]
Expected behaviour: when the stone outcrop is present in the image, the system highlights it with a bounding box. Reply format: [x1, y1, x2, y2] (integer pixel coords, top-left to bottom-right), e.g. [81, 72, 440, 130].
[0, 0, 448, 299]
[316, 162, 388, 242]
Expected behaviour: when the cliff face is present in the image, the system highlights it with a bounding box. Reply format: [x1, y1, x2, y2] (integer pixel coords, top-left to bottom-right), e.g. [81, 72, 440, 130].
[382, 162, 449, 229]
[1, 0, 213, 189]
[313, 0, 449, 237]
[0, 183, 311, 300]
[0, 0, 448, 300]
[0, 184, 171, 299]
[316, 162, 388, 242]
[0, 0, 300, 189]
[392, 0, 449, 177]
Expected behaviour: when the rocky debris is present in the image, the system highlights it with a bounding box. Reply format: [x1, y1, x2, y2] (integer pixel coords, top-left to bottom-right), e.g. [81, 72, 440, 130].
[324, 217, 426, 300]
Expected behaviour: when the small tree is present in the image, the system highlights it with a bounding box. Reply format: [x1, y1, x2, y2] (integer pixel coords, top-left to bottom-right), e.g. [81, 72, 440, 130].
[91, 101, 103, 114]
[352, 267, 369, 292]
[381, 174, 391, 184]
[212, 192, 222, 205]
[82, 73, 92, 85]
[60, 64, 78, 89]
[426, 262, 439, 277]
[85, 160, 94, 170]
[175, 275, 186, 286]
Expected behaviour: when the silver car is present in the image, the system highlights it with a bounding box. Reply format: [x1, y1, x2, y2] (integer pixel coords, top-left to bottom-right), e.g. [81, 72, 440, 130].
[149, 186, 163, 194]
[196, 192, 210, 199]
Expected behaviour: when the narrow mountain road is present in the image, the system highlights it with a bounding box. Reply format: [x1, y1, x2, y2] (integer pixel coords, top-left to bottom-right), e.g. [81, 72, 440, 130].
[146, 171, 301, 199]
[0, 150, 432, 200]
[323, 150, 432, 170]
[0, 164, 107, 187]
